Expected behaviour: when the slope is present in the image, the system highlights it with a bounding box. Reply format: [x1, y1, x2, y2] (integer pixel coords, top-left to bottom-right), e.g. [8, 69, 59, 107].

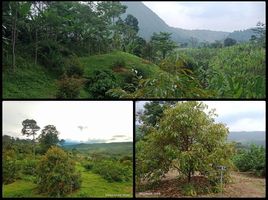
[121, 1, 230, 43]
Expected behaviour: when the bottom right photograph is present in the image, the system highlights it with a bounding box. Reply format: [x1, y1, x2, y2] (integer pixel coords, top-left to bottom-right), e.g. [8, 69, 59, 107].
[135, 101, 266, 198]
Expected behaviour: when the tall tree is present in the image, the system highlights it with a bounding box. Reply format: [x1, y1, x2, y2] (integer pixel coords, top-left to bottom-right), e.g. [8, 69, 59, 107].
[21, 119, 40, 158]
[38, 125, 60, 153]
[151, 32, 177, 59]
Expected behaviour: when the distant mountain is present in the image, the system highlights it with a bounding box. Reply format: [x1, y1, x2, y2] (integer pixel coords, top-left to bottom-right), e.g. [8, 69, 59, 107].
[227, 29, 255, 42]
[121, 1, 256, 43]
[121, 1, 230, 43]
[63, 142, 133, 156]
[228, 131, 265, 146]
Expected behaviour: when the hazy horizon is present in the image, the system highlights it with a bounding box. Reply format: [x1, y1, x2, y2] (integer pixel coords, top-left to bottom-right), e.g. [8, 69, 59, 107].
[3, 101, 133, 143]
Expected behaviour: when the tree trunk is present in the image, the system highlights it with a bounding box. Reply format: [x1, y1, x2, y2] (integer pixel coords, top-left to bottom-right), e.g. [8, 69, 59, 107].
[188, 170, 191, 183]
[12, 5, 17, 72]
[35, 29, 38, 65]
[33, 134, 35, 159]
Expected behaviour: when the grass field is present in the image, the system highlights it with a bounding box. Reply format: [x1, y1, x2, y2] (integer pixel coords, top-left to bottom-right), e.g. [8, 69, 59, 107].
[3, 162, 132, 198]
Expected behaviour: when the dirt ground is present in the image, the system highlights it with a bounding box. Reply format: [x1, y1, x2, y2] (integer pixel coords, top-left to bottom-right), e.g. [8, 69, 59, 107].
[136, 171, 266, 198]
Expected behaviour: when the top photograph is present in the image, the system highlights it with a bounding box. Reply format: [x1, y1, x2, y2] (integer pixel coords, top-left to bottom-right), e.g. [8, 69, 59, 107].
[2, 1, 266, 99]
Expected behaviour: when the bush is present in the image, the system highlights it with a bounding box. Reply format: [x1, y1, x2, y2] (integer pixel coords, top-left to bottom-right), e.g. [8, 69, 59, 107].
[83, 162, 94, 171]
[3, 150, 19, 184]
[181, 183, 197, 196]
[64, 56, 84, 77]
[56, 74, 84, 99]
[39, 40, 65, 74]
[232, 144, 265, 176]
[36, 146, 82, 197]
[85, 69, 119, 99]
[21, 159, 38, 176]
[92, 160, 132, 182]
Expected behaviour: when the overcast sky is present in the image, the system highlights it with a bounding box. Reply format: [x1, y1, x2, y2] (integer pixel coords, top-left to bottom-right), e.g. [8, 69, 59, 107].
[136, 101, 265, 132]
[142, 1, 265, 32]
[3, 101, 133, 143]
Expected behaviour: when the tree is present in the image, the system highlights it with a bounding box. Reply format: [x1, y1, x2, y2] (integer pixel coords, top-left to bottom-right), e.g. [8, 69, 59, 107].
[36, 146, 82, 197]
[224, 38, 237, 47]
[151, 32, 177, 59]
[21, 119, 40, 159]
[125, 14, 139, 33]
[251, 22, 266, 47]
[136, 101, 234, 186]
[38, 125, 60, 153]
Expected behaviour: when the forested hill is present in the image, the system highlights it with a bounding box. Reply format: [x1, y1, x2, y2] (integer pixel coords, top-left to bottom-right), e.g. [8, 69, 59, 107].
[228, 131, 265, 146]
[121, 1, 257, 43]
[121, 1, 230, 42]
[63, 142, 133, 155]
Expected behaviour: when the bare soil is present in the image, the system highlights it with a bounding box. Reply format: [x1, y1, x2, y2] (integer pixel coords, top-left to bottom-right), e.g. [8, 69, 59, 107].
[136, 171, 266, 198]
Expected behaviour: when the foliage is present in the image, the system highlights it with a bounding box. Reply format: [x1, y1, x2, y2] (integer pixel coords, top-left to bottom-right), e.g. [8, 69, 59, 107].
[19, 159, 38, 176]
[232, 144, 265, 177]
[56, 74, 84, 99]
[181, 183, 197, 196]
[36, 146, 82, 197]
[85, 69, 119, 99]
[224, 38, 237, 47]
[64, 56, 84, 77]
[92, 160, 132, 182]
[3, 150, 19, 184]
[38, 125, 60, 153]
[151, 32, 177, 59]
[208, 43, 265, 98]
[136, 101, 234, 191]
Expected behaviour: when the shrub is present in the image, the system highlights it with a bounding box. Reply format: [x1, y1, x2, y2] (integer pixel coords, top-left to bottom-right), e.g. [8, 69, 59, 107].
[64, 56, 84, 77]
[3, 150, 19, 184]
[92, 160, 132, 182]
[56, 74, 84, 99]
[36, 146, 82, 197]
[83, 162, 94, 171]
[21, 159, 38, 176]
[232, 144, 265, 176]
[85, 69, 119, 99]
[181, 183, 197, 196]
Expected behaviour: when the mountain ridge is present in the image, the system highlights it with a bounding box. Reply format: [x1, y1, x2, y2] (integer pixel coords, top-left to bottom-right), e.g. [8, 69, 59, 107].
[121, 1, 254, 43]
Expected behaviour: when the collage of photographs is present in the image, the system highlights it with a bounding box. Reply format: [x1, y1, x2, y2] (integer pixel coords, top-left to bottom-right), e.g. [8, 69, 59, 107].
[2, 1, 266, 199]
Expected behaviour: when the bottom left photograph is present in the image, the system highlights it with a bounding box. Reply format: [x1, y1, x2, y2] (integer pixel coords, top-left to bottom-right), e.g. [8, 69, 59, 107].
[2, 101, 133, 198]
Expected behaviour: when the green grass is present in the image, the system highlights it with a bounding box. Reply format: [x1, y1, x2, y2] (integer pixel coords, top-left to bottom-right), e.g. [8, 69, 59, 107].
[80, 51, 159, 77]
[2, 180, 42, 197]
[3, 57, 58, 98]
[3, 51, 159, 98]
[3, 162, 132, 198]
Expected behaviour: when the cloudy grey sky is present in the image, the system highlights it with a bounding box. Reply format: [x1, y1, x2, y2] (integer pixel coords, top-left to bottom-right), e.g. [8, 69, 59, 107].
[136, 101, 265, 132]
[142, 1, 265, 32]
[3, 101, 133, 143]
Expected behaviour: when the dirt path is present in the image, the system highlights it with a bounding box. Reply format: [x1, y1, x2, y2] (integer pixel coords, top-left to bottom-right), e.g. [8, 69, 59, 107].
[203, 171, 266, 197]
[136, 171, 266, 198]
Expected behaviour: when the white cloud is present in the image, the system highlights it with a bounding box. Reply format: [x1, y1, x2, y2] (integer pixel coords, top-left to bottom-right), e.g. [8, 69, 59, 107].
[142, 1, 265, 31]
[3, 101, 133, 142]
[135, 101, 265, 132]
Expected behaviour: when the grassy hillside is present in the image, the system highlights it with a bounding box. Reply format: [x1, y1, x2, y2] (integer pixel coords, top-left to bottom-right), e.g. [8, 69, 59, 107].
[63, 142, 133, 156]
[3, 57, 58, 98]
[80, 51, 159, 78]
[3, 51, 159, 99]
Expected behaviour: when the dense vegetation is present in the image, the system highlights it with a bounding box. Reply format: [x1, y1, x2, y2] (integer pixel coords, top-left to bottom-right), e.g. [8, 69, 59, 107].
[2, 2, 266, 98]
[136, 101, 266, 197]
[2, 119, 133, 197]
